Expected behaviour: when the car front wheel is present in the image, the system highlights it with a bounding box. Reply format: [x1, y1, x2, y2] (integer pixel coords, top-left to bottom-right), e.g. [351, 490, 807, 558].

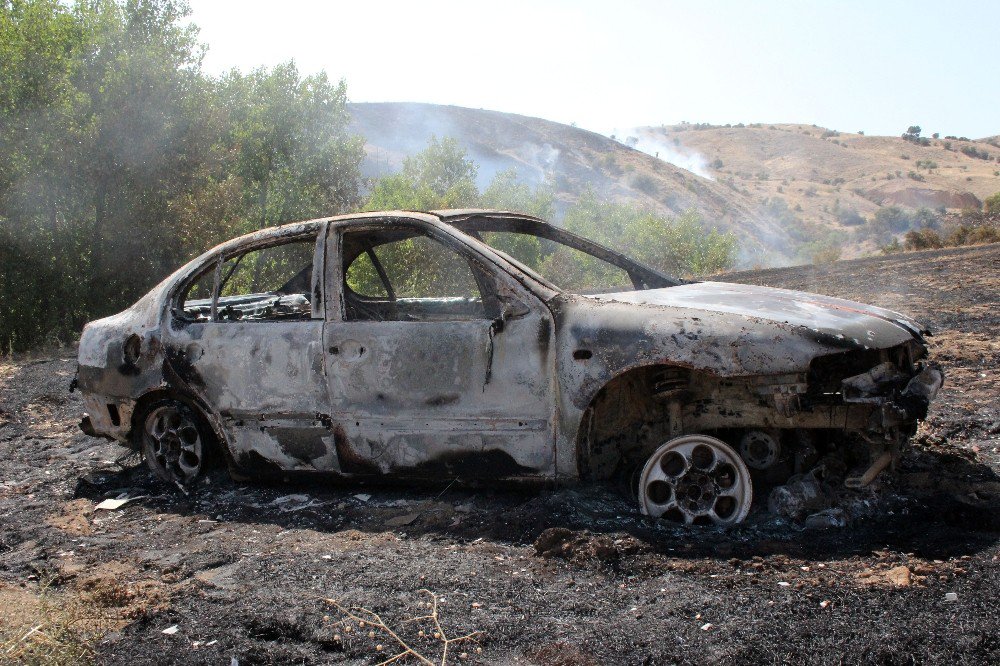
[638, 434, 753, 526]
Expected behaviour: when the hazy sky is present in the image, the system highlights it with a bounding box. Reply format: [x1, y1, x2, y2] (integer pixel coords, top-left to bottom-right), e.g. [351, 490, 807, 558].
[187, 0, 999, 139]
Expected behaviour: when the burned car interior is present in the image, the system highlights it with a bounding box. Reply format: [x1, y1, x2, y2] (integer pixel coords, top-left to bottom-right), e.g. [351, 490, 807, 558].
[75, 209, 943, 527]
[178, 235, 318, 323]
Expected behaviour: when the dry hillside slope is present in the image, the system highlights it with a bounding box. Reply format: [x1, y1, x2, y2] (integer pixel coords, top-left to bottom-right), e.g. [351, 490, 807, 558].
[643, 122, 1000, 230]
[348, 102, 783, 261]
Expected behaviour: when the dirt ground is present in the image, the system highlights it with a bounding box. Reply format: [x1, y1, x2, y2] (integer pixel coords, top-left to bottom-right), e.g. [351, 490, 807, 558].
[2, 244, 998, 665]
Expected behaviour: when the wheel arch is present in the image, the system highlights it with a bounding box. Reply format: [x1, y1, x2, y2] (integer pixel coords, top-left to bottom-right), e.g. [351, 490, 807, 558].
[129, 387, 235, 469]
[573, 362, 704, 481]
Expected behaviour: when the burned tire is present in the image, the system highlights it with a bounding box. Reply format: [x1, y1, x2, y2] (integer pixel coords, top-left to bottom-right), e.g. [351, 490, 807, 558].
[638, 434, 753, 526]
[139, 399, 212, 487]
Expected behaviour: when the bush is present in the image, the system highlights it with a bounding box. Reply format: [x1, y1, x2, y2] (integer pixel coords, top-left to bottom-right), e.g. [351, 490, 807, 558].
[902, 127, 931, 146]
[874, 206, 912, 233]
[599, 153, 620, 175]
[811, 242, 842, 264]
[630, 173, 658, 195]
[836, 208, 866, 226]
[984, 192, 1000, 215]
[912, 207, 941, 229]
[561, 192, 737, 278]
[961, 145, 991, 160]
[904, 229, 943, 250]
[881, 239, 902, 254]
[947, 225, 1000, 246]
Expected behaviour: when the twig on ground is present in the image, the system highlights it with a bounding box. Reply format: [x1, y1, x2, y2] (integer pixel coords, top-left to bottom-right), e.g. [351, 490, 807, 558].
[321, 589, 481, 665]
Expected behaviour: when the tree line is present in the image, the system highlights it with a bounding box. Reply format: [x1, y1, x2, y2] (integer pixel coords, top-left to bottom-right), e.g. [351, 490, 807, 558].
[0, 0, 735, 352]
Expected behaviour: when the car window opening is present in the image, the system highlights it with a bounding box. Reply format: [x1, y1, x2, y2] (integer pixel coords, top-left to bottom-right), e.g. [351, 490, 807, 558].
[342, 228, 497, 322]
[180, 237, 318, 322]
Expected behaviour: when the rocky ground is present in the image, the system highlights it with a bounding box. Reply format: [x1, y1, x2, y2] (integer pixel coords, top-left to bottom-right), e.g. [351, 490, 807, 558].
[1, 244, 998, 665]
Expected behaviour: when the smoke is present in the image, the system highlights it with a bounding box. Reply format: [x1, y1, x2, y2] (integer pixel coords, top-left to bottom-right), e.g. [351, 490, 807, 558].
[348, 102, 561, 189]
[518, 141, 560, 178]
[616, 127, 715, 180]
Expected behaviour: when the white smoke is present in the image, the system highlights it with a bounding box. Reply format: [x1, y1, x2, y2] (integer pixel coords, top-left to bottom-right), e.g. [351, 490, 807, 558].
[617, 127, 715, 180]
[518, 141, 560, 179]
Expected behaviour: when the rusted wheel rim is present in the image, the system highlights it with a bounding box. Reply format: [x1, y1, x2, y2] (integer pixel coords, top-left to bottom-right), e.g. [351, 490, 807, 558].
[144, 405, 203, 484]
[639, 435, 752, 526]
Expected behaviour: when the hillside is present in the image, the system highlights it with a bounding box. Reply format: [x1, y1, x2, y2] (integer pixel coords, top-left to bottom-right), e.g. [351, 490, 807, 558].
[645, 122, 1000, 232]
[348, 103, 1000, 265]
[347, 103, 786, 264]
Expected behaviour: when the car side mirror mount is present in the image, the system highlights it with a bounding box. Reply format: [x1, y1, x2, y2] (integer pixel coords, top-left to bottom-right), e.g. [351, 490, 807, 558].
[499, 295, 530, 321]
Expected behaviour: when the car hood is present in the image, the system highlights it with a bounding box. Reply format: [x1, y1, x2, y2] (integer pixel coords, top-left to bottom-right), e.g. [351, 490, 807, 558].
[582, 281, 927, 347]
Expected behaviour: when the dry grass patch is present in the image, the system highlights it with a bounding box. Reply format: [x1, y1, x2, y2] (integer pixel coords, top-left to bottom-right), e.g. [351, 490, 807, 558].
[0, 582, 116, 665]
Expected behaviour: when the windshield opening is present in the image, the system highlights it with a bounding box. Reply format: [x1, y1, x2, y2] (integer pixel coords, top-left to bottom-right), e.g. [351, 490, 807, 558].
[453, 217, 681, 294]
[478, 231, 634, 294]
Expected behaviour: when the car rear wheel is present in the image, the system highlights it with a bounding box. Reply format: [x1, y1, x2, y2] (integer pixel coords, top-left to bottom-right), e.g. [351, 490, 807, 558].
[140, 400, 210, 487]
[638, 434, 753, 526]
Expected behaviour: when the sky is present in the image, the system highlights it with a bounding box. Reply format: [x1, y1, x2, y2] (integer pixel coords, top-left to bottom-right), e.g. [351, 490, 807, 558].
[186, 0, 999, 139]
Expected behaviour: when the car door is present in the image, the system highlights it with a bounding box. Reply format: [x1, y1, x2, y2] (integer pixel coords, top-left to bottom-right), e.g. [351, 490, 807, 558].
[322, 218, 556, 480]
[167, 227, 338, 473]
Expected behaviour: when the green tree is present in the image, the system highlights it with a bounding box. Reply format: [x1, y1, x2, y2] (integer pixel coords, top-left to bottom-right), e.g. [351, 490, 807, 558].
[364, 135, 479, 211]
[402, 135, 477, 198]
[1, 0, 210, 347]
[0, 1, 365, 351]
[478, 169, 556, 269]
[873, 206, 912, 233]
[480, 169, 554, 219]
[221, 62, 364, 232]
[561, 190, 736, 278]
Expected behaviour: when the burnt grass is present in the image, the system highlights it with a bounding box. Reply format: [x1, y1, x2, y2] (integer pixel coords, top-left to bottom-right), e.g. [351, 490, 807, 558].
[2, 243, 999, 665]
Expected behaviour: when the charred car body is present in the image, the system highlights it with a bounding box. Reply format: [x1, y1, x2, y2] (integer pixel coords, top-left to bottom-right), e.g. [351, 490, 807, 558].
[75, 210, 943, 525]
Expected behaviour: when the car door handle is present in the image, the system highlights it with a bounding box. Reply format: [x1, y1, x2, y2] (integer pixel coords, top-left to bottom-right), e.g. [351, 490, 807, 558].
[329, 341, 366, 361]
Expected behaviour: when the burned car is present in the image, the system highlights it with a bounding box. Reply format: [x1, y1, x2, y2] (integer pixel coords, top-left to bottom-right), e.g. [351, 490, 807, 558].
[75, 209, 942, 525]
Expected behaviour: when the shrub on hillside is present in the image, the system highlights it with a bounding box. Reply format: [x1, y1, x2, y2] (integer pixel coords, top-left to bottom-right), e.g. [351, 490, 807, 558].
[874, 206, 913, 233]
[960, 145, 991, 160]
[810, 242, 842, 264]
[599, 153, 620, 175]
[902, 126, 931, 146]
[984, 192, 1000, 215]
[561, 192, 737, 278]
[630, 174, 658, 195]
[904, 229, 943, 251]
[836, 208, 866, 226]
[881, 239, 903, 254]
[947, 225, 1000, 246]
[912, 207, 942, 229]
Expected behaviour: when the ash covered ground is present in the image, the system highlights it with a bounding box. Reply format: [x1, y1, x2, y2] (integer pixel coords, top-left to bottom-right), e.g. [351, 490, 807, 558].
[1, 244, 998, 664]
